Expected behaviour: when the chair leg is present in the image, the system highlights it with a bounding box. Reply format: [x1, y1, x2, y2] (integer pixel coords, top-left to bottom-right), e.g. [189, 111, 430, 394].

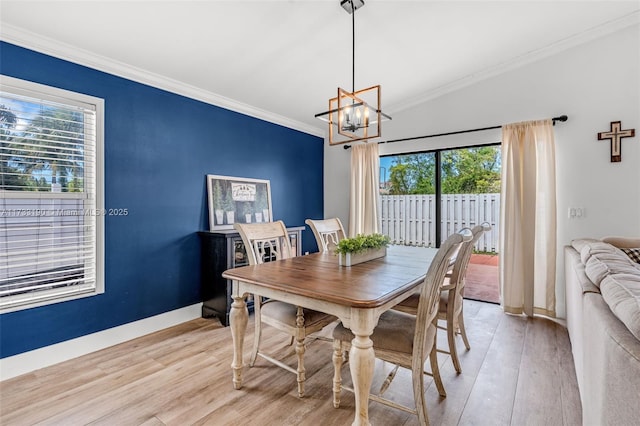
[249, 296, 262, 367]
[448, 318, 462, 374]
[429, 343, 446, 398]
[379, 365, 399, 395]
[332, 339, 344, 408]
[458, 310, 471, 350]
[413, 354, 430, 426]
[295, 307, 306, 398]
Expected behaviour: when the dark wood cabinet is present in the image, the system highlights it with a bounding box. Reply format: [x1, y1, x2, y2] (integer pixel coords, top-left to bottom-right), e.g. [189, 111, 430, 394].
[198, 226, 303, 326]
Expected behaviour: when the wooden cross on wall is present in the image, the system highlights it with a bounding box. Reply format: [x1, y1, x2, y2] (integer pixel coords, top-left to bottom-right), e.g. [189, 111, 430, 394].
[597, 121, 635, 162]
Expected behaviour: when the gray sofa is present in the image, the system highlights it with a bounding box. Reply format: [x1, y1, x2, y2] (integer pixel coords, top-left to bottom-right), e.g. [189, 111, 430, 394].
[565, 237, 640, 425]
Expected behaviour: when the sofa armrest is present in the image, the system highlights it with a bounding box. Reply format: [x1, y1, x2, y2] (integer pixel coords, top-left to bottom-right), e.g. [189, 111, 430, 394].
[583, 293, 640, 425]
[602, 236, 640, 249]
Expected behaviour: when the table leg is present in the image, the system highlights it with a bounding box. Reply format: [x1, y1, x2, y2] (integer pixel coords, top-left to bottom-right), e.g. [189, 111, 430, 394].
[349, 317, 375, 426]
[230, 291, 248, 390]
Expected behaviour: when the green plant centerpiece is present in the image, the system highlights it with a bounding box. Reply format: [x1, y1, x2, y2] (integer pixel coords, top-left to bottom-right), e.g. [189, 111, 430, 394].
[334, 233, 390, 267]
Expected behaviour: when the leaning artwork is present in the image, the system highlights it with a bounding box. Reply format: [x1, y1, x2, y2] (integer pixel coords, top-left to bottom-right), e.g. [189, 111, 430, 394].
[206, 174, 273, 231]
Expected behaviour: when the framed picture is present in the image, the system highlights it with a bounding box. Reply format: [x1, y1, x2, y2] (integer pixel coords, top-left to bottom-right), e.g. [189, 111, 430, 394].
[206, 174, 273, 231]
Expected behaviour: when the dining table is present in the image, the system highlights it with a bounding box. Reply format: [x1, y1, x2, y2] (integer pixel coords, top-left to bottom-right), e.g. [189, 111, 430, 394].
[222, 244, 438, 426]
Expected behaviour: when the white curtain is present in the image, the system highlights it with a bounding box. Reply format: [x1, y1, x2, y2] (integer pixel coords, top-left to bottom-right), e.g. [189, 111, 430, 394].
[500, 119, 557, 317]
[349, 142, 379, 237]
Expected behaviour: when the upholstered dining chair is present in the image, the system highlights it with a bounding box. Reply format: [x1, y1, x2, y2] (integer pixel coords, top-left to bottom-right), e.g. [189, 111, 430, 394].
[331, 229, 473, 425]
[234, 221, 337, 398]
[393, 223, 491, 373]
[305, 217, 346, 253]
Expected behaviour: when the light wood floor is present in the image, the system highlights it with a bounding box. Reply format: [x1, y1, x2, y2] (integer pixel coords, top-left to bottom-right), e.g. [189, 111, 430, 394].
[0, 300, 582, 425]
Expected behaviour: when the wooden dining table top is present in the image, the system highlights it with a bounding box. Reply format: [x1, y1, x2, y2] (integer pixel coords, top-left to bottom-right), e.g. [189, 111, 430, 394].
[222, 245, 437, 309]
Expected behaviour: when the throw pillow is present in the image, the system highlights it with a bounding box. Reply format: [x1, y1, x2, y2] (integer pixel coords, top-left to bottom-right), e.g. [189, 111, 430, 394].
[621, 248, 640, 264]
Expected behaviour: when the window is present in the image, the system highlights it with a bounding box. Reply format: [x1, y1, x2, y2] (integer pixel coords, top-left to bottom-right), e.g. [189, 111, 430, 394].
[380, 144, 500, 249]
[0, 75, 104, 313]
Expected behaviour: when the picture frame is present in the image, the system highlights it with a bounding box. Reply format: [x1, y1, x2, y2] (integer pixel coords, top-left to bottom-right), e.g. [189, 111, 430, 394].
[206, 174, 273, 231]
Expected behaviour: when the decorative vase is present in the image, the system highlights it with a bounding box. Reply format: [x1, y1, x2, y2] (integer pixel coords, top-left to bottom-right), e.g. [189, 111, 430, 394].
[338, 247, 387, 267]
[226, 211, 235, 224]
[255, 212, 263, 222]
[245, 214, 252, 223]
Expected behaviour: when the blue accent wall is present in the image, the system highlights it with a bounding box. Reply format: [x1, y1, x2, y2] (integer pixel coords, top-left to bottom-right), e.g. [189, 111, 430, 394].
[0, 42, 324, 358]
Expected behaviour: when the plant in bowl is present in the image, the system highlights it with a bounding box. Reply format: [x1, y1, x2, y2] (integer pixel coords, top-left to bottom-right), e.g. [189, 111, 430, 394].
[213, 180, 224, 225]
[334, 233, 391, 266]
[222, 187, 235, 224]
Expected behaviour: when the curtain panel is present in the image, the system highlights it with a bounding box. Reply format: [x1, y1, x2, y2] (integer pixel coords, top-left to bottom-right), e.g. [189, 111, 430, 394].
[349, 142, 380, 237]
[500, 119, 557, 317]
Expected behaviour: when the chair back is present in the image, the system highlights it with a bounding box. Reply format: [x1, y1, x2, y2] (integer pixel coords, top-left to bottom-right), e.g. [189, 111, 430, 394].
[305, 218, 346, 253]
[453, 223, 491, 293]
[413, 229, 473, 361]
[234, 221, 293, 265]
[442, 223, 492, 320]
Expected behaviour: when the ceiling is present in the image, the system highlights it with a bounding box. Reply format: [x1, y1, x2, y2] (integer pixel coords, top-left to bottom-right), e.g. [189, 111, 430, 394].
[1, 1, 639, 137]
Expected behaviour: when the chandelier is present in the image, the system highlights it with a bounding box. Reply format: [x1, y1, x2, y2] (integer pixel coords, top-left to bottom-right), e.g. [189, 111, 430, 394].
[314, 0, 391, 145]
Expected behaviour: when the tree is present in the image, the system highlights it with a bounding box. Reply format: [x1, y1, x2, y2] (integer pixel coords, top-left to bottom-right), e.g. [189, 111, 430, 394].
[441, 147, 501, 193]
[387, 154, 435, 195]
[10, 107, 85, 192]
[0, 104, 26, 190]
[0, 104, 17, 128]
[385, 147, 501, 195]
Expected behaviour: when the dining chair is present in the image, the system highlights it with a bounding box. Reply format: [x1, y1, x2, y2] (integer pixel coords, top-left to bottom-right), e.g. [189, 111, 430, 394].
[305, 217, 346, 253]
[234, 221, 337, 398]
[393, 223, 491, 373]
[331, 229, 473, 425]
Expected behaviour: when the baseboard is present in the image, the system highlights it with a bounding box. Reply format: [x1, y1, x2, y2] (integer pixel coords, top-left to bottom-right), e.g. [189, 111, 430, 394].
[0, 303, 202, 381]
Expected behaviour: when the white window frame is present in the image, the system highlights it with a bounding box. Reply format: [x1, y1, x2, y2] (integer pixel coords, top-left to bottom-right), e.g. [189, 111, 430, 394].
[0, 75, 104, 313]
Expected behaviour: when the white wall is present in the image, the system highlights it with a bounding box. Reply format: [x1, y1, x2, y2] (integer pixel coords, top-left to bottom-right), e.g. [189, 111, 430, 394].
[324, 24, 640, 319]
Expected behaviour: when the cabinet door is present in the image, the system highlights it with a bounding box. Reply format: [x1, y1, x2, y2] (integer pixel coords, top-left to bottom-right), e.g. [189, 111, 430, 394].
[232, 237, 249, 267]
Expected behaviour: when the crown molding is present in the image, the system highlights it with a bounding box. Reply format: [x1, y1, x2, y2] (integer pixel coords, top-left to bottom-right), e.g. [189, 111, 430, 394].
[388, 11, 640, 115]
[0, 23, 325, 138]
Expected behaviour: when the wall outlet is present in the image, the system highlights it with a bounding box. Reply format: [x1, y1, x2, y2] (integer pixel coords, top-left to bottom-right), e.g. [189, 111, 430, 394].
[568, 207, 586, 219]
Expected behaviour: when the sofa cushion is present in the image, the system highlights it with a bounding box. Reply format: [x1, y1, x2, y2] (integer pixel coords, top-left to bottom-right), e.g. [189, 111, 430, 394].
[584, 250, 640, 287]
[621, 248, 640, 264]
[600, 273, 640, 340]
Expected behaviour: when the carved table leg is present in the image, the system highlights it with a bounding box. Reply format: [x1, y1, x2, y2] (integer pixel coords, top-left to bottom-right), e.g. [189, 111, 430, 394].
[230, 289, 248, 390]
[349, 311, 375, 426]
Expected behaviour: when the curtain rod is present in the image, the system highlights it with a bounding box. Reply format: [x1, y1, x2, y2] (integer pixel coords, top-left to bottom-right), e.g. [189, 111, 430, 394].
[343, 115, 568, 149]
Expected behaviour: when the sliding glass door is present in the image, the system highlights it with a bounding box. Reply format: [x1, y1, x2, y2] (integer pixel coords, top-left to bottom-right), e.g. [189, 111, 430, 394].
[379, 144, 501, 303]
[379, 152, 437, 246]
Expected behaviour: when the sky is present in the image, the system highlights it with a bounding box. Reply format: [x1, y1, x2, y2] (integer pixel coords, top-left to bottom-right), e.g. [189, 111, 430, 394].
[379, 155, 394, 183]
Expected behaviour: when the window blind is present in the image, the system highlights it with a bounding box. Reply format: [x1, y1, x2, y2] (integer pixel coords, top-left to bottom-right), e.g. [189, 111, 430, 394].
[0, 77, 102, 311]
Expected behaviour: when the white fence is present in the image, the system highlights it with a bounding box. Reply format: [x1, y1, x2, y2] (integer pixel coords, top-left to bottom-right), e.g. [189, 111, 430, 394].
[380, 193, 500, 253]
[0, 198, 86, 281]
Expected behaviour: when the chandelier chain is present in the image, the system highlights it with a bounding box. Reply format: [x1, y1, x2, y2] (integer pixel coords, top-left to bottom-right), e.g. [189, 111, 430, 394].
[351, 0, 355, 93]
